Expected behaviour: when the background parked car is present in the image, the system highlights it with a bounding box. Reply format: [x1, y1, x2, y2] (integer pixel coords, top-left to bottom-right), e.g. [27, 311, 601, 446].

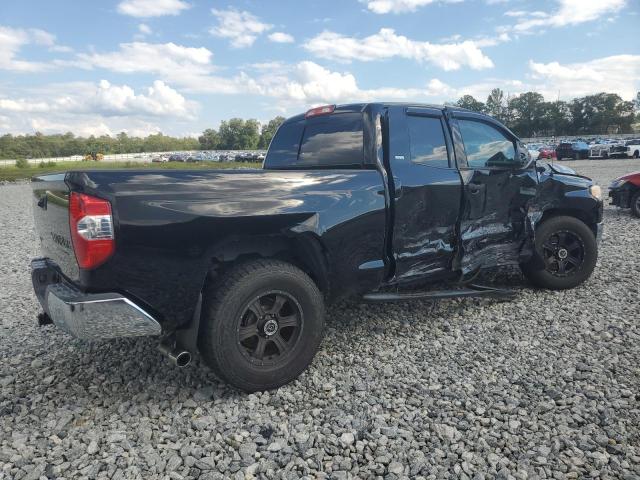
[538, 145, 557, 160]
[625, 140, 640, 159]
[556, 141, 590, 160]
[168, 153, 187, 162]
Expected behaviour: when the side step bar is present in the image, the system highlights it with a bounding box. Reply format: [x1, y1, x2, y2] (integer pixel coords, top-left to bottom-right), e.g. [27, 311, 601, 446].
[362, 284, 517, 303]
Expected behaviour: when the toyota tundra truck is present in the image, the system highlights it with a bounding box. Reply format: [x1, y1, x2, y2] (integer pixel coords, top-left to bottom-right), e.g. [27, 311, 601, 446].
[30, 103, 604, 391]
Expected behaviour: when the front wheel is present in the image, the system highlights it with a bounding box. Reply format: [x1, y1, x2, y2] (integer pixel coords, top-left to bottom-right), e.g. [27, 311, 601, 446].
[521, 215, 597, 290]
[199, 259, 325, 392]
[631, 190, 640, 218]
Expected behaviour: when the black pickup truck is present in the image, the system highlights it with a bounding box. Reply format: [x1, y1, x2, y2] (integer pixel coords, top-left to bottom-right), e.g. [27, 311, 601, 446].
[31, 103, 603, 391]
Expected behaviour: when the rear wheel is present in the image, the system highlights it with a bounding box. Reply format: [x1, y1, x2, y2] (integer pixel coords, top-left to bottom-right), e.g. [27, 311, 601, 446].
[521, 215, 597, 290]
[631, 190, 640, 218]
[633, 150, 639, 159]
[199, 259, 325, 392]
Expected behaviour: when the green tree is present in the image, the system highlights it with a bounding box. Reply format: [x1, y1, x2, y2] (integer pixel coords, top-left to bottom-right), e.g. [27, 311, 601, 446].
[456, 95, 485, 113]
[258, 116, 285, 149]
[508, 92, 546, 137]
[485, 88, 506, 123]
[198, 128, 220, 150]
[542, 100, 570, 136]
[218, 118, 260, 150]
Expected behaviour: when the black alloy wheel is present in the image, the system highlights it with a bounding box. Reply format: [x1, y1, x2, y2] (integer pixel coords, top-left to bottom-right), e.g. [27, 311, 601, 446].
[237, 291, 302, 366]
[199, 259, 325, 392]
[521, 215, 597, 290]
[540, 230, 585, 277]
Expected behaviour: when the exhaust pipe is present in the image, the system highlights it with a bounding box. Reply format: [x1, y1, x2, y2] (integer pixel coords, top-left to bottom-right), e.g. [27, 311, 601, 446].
[159, 341, 192, 368]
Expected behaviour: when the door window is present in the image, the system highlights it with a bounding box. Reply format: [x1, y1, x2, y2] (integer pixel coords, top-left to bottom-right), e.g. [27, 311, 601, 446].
[458, 120, 516, 168]
[407, 115, 450, 168]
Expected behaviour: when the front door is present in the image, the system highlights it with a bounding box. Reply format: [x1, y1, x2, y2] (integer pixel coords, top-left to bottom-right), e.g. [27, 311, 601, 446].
[450, 112, 539, 275]
[387, 106, 463, 284]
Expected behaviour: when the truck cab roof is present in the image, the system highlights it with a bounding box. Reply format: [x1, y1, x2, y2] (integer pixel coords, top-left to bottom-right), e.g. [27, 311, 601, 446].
[282, 102, 473, 124]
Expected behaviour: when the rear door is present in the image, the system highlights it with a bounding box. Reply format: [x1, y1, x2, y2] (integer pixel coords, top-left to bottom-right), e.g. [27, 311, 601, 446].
[387, 106, 462, 283]
[449, 111, 538, 275]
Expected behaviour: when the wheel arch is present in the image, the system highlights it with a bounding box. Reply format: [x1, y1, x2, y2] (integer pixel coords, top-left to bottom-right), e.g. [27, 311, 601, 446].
[202, 233, 330, 298]
[538, 208, 598, 237]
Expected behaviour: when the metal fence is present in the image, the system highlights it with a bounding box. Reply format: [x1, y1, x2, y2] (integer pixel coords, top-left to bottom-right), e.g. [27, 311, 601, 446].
[521, 133, 640, 144]
[0, 150, 266, 168]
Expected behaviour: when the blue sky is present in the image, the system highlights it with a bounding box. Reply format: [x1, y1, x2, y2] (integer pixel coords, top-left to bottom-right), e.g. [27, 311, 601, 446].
[0, 0, 638, 137]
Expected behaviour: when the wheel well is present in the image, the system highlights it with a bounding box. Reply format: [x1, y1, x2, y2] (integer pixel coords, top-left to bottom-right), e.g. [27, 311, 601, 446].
[202, 234, 329, 297]
[539, 208, 597, 236]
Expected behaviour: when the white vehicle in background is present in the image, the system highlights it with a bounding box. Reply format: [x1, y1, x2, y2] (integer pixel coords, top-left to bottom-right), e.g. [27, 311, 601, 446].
[589, 140, 626, 159]
[625, 139, 640, 159]
[589, 141, 610, 159]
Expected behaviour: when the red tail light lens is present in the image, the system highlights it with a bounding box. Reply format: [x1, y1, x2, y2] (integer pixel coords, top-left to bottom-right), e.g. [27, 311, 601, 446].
[69, 192, 114, 269]
[305, 104, 335, 118]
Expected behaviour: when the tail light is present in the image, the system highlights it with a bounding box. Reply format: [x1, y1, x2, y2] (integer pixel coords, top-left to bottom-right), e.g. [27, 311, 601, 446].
[69, 192, 114, 269]
[305, 104, 335, 118]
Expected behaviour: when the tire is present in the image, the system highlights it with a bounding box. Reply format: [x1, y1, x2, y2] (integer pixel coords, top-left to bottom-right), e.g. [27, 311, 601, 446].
[631, 190, 640, 218]
[574, 152, 580, 160]
[633, 151, 639, 159]
[521, 215, 597, 290]
[199, 259, 325, 392]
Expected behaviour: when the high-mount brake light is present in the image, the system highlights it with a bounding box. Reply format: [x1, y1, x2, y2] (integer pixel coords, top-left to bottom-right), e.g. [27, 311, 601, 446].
[305, 105, 335, 118]
[69, 192, 114, 269]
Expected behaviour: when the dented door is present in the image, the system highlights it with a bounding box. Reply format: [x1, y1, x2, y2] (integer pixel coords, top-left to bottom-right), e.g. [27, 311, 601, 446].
[450, 113, 539, 275]
[388, 106, 463, 283]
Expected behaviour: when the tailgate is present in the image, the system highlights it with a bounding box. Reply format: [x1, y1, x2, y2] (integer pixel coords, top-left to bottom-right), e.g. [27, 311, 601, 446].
[32, 173, 79, 281]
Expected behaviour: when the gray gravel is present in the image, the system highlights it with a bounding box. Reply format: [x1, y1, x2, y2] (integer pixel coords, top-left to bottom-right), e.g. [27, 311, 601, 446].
[1, 159, 639, 480]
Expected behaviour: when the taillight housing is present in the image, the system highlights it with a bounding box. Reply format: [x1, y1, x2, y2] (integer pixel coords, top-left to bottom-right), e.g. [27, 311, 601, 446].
[69, 192, 115, 269]
[305, 104, 335, 118]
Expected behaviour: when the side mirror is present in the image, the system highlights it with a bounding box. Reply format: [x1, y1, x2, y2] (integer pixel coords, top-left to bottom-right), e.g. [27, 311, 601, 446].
[514, 147, 533, 170]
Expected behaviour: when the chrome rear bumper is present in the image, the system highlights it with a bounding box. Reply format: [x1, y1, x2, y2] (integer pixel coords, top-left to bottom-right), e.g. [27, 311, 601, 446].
[31, 258, 161, 340]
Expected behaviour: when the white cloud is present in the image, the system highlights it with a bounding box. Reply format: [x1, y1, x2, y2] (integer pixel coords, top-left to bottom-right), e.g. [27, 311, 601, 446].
[0, 80, 196, 136]
[117, 0, 190, 18]
[527, 54, 640, 100]
[361, 0, 459, 14]
[268, 32, 294, 43]
[504, 0, 626, 33]
[138, 23, 152, 35]
[304, 28, 494, 71]
[76, 42, 213, 78]
[0, 26, 65, 72]
[0, 80, 195, 118]
[210, 8, 272, 48]
[91, 80, 192, 117]
[29, 118, 115, 137]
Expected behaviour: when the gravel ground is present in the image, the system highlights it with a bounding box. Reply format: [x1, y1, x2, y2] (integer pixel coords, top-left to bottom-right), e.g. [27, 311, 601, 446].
[1, 159, 639, 480]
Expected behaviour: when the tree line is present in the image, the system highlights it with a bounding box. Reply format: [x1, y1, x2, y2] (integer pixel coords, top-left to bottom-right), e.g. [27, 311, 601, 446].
[455, 90, 639, 138]
[0, 116, 286, 160]
[1, 92, 639, 159]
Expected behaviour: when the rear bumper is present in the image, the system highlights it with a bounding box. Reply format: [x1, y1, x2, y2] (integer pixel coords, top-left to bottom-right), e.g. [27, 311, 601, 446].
[31, 258, 161, 340]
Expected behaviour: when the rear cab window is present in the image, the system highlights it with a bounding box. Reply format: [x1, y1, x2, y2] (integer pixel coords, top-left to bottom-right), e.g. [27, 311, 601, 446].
[264, 112, 364, 169]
